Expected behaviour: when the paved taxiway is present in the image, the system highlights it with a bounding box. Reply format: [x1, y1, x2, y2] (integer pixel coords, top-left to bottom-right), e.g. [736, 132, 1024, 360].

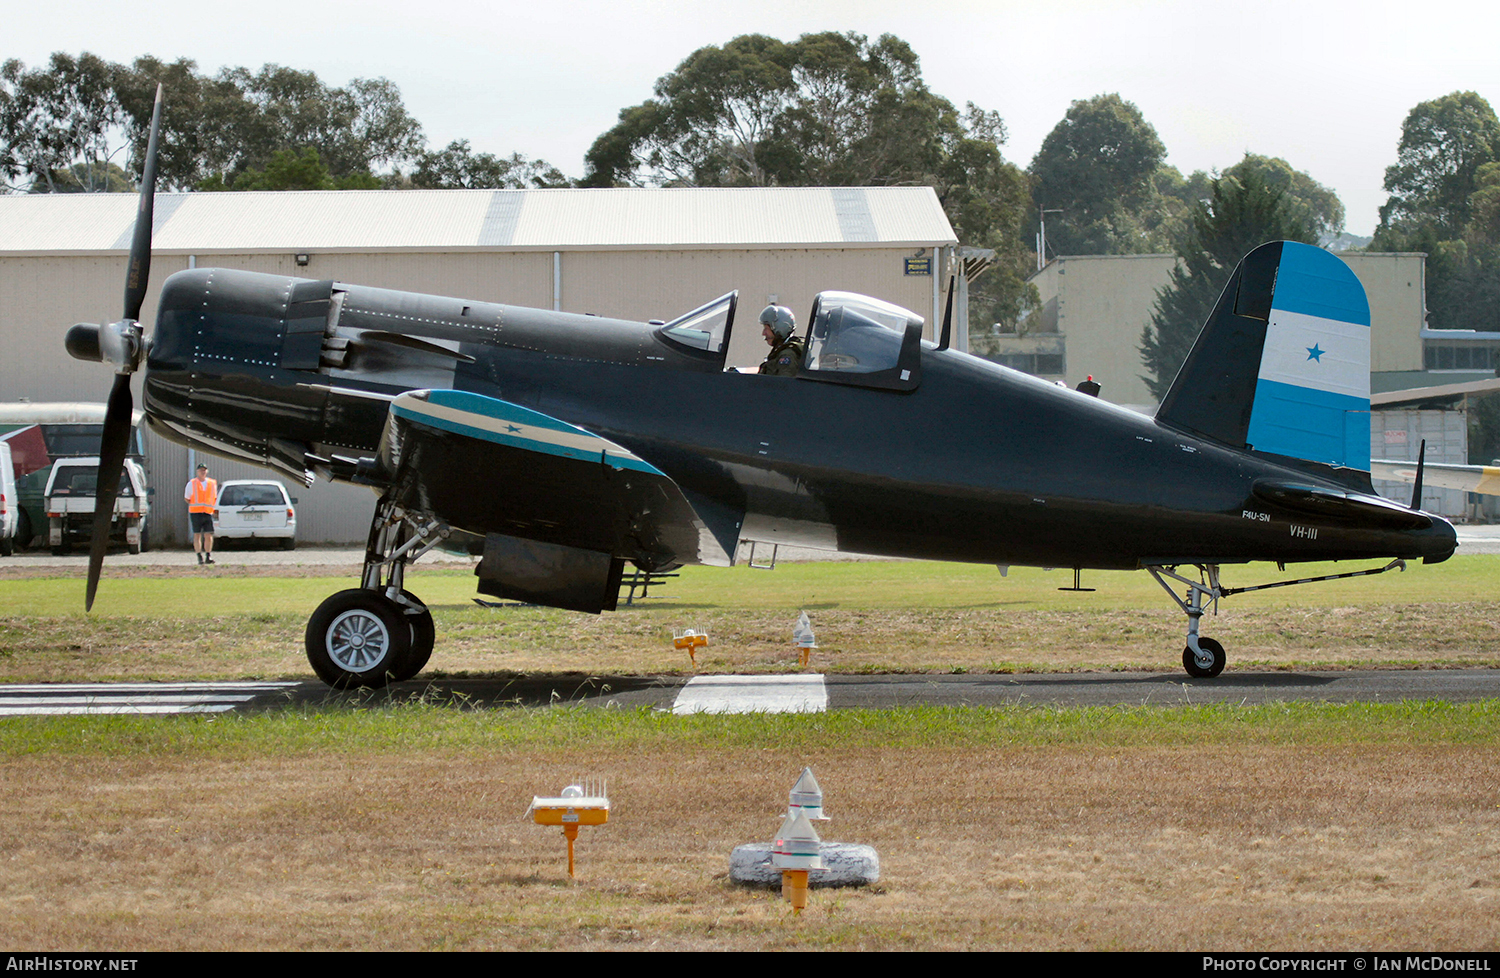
[5, 669, 1497, 716]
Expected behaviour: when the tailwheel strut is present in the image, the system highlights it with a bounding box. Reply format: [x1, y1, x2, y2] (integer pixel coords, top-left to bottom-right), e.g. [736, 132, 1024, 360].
[305, 495, 450, 688]
[1146, 558, 1408, 680]
[1148, 564, 1226, 678]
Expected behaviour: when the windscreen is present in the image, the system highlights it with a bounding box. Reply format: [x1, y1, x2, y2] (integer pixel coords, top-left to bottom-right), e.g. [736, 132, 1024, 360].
[658, 292, 736, 354]
[53, 468, 133, 496]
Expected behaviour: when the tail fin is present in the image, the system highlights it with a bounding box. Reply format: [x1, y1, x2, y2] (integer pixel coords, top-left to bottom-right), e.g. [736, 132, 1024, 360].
[1156, 241, 1370, 472]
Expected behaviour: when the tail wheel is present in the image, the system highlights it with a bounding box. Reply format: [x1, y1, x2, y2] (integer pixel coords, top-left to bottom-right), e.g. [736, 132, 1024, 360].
[305, 589, 413, 689]
[1182, 637, 1226, 679]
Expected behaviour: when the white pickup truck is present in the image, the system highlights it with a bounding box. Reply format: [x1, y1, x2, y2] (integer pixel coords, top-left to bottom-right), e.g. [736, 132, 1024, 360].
[44, 457, 151, 555]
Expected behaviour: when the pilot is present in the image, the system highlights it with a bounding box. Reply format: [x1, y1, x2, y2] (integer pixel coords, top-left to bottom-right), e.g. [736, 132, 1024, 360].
[758, 304, 803, 377]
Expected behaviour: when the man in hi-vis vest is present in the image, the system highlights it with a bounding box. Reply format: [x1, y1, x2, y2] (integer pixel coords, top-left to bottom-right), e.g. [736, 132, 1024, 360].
[184, 463, 217, 565]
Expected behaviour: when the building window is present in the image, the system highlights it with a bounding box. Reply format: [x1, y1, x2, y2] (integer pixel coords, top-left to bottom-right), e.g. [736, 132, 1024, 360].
[1424, 341, 1500, 371]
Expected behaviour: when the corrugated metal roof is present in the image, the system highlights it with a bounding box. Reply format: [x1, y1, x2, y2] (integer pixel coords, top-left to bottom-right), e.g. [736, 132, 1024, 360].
[0, 187, 956, 255]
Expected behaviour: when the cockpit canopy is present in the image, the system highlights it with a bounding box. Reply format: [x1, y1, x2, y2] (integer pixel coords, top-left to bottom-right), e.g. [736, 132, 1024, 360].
[654, 288, 924, 391]
[803, 291, 924, 391]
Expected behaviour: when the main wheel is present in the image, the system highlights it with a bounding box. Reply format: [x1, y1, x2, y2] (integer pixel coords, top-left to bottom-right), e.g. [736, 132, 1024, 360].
[1182, 636, 1226, 679]
[390, 590, 435, 682]
[305, 589, 413, 689]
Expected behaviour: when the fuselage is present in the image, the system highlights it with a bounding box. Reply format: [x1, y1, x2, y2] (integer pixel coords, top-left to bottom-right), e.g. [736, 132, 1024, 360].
[142, 267, 1457, 571]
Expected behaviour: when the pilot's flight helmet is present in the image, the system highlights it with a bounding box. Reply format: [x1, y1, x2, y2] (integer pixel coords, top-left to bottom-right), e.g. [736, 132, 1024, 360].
[759, 304, 796, 340]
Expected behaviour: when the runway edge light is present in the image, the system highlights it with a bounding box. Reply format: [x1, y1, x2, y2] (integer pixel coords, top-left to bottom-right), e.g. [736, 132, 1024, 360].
[673, 627, 708, 667]
[789, 766, 828, 821]
[728, 766, 880, 905]
[794, 611, 817, 669]
[528, 777, 609, 879]
[771, 810, 823, 914]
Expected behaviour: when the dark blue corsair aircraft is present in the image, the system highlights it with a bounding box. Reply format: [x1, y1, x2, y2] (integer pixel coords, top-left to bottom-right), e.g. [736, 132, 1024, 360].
[68, 90, 1456, 688]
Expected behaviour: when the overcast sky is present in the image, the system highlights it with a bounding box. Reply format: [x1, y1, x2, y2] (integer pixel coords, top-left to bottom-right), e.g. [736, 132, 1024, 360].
[10, 0, 1498, 237]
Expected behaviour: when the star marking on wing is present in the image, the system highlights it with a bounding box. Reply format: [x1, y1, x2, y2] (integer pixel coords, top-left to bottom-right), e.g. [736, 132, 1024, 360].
[1306, 343, 1325, 362]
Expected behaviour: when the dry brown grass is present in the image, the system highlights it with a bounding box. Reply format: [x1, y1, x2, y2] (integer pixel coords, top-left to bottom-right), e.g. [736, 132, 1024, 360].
[3, 740, 1497, 950]
[5, 602, 1499, 685]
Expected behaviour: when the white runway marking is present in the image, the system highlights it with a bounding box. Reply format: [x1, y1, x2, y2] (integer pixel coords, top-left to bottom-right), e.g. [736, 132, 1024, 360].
[0, 681, 300, 716]
[671, 674, 827, 715]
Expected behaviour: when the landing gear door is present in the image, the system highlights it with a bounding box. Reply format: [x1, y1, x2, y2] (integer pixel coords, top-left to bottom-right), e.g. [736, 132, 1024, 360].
[799, 292, 923, 392]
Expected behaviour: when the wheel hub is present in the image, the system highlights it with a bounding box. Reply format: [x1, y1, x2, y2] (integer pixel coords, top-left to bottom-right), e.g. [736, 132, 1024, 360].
[327, 609, 391, 672]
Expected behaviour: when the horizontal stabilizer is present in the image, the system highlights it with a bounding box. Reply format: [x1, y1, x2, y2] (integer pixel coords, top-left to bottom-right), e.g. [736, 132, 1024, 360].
[1372, 459, 1500, 497]
[1251, 480, 1431, 529]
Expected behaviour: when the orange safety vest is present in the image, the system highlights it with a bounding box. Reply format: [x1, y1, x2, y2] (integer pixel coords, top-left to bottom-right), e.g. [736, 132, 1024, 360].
[186, 477, 217, 514]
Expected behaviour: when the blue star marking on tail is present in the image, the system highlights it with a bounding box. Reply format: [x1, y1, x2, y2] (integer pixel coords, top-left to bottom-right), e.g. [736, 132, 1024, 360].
[1306, 343, 1325, 362]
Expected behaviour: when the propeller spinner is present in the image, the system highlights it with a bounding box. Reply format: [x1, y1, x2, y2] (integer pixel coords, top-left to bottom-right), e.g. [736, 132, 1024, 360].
[65, 84, 163, 611]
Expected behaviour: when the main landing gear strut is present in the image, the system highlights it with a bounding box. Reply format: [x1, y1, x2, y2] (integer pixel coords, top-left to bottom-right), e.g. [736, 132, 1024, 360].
[1146, 559, 1408, 680]
[304, 496, 449, 688]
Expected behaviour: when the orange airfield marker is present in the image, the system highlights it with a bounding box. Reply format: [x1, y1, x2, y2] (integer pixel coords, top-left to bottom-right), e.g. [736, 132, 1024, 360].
[528, 780, 609, 879]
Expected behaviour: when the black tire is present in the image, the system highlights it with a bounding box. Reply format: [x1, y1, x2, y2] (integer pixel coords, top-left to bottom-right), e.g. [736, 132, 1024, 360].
[391, 590, 435, 682]
[282, 536, 296, 551]
[305, 589, 413, 689]
[1182, 637, 1226, 679]
[0, 533, 11, 557]
[139, 522, 149, 553]
[51, 543, 68, 557]
[15, 510, 32, 550]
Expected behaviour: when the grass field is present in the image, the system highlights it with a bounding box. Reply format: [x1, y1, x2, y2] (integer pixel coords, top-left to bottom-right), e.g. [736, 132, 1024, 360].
[4, 554, 1500, 682]
[2, 557, 1498, 950]
[2, 704, 1498, 950]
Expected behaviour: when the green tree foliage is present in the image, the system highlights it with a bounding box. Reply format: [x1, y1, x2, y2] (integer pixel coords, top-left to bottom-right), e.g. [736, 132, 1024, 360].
[1028, 94, 1167, 256]
[1377, 91, 1500, 238]
[1373, 92, 1500, 331]
[0, 53, 125, 192]
[5, 52, 557, 194]
[33, 160, 134, 193]
[583, 31, 1033, 327]
[1139, 170, 1318, 400]
[407, 140, 568, 189]
[1222, 154, 1344, 242]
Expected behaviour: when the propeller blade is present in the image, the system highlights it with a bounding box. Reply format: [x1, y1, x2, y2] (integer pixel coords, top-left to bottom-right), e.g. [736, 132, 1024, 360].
[87, 85, 162, 611]
[123, 84, 163, 324]
[86, 374, 134, 612]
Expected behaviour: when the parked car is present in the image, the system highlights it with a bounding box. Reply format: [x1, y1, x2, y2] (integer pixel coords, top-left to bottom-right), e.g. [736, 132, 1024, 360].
[0, 441, 16, 556]
[215, 480, 297, 549]
[43, 456, 151, 555]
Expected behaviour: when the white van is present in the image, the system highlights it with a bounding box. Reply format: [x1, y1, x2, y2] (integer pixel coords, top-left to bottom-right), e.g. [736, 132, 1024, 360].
[0, 441, 16, 556]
